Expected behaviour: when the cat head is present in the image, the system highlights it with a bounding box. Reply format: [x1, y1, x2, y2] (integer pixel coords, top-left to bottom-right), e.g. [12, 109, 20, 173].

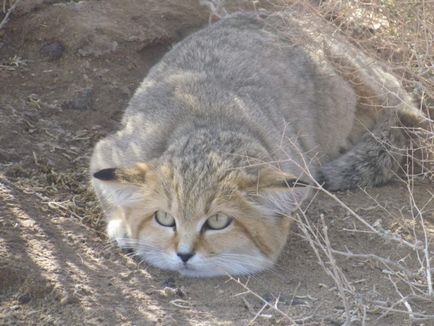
[93, 152, 308, 277]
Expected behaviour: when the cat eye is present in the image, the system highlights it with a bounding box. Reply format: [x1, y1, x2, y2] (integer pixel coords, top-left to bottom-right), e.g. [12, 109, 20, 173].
[204, 213, 232, 231]
[154, 211, 176, 227]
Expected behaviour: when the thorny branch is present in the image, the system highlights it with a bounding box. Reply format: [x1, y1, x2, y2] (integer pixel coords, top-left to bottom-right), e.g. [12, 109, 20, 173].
[0, 0, 20, 30]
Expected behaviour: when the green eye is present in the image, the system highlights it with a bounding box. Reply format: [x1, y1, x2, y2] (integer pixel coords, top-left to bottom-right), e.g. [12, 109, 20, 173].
[154, 211, 176, 227]
[205, 214, 232, 231]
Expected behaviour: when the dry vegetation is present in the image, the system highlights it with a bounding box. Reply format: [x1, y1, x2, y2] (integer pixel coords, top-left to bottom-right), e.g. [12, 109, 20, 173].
[202, 0, 434, 324]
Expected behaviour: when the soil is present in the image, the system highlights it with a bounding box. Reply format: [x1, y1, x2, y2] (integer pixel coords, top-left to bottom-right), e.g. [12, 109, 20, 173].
[0, 1, 433, 325]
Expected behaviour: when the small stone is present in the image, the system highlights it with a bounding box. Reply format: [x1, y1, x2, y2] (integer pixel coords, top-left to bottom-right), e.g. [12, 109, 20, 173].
[120, 271, 133, 281]
[74, 284, 91, 296]
[161, 287, 177, 297]
[122, 247, 134, 255]
[125, 259, 137, 269]
[40, 42, 65, 61]
[62, 88, 93, 111]
[59, 294, 78, 305]
[59, 294, 69, 305]
[0, 149, 19, 163]
[78, 38, 118, 57]
[11, 305, 20, 311]
[261, 292, 273, 303]
[176, 286, 186, 298]
[17, 293, 31, 304]
[290, 297, 307, 306]
[161, 277, 176, 288]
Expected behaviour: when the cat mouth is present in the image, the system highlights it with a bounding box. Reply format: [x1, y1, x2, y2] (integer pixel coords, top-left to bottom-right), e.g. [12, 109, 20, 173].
[177, 263, 229, 277]
[178, 265, 198, 276]
[179, 264, 196, 272]
[177, 264, 216, 277]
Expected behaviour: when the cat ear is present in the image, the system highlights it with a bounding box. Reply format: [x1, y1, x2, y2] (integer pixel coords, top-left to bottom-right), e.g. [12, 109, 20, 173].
[93, 162, 150, 184]
[93, 163, 151, 206]
[239, 167, 309, 192]
[93, 168, 117, 181]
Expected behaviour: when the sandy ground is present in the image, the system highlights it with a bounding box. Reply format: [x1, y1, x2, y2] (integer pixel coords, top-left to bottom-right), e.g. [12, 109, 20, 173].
[0, 1, 433, 325]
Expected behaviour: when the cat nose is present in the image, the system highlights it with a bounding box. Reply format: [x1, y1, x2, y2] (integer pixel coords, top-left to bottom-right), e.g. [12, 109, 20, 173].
[177, 252, 194, 263]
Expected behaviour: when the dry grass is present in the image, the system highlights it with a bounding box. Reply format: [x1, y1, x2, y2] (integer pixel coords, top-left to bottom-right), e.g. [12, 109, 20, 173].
[202, 0, 434, 324]
[7, 126, 106, 232]
[315, 0, 434, 96]
[294, 176, 434, 324]
[312, 0, 434, 177]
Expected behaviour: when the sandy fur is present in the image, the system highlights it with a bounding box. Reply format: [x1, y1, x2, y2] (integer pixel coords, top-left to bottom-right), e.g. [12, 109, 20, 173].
[90, 8, 424, 276]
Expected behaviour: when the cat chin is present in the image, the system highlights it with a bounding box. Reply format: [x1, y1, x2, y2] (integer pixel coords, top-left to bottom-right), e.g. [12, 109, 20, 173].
[177, 266, 222, 278]
[176, 264, 270, 277]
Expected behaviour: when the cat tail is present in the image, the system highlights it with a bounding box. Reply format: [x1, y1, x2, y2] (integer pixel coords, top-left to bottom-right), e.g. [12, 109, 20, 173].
[317, 112, 412, 191]
[317, 41, 428, 191]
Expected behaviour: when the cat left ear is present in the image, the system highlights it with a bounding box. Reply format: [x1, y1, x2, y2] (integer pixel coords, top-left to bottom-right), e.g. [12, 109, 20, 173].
[93, 163, 151, 207]
[93, 162, 150, 184]
[93, 168, 117, 181]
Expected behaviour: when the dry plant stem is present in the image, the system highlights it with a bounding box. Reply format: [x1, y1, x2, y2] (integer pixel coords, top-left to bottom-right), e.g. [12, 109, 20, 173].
[335, 185, 431, 281]
[389, 275, 415, 320]
[329, 249, 416, 278]
[320, 215, 352, 326]
[405, 178, 433, 296]
[376, 298, 434, 322]
[318, 185, 422, 250]
[227, 274, 301, 324]
[0, 0, 20, 30]
[296, 208, 354, 325]
[249, 300, 269, 324]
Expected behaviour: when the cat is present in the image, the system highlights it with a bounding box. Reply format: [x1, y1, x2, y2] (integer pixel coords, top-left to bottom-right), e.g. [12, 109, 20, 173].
[90, 9, 423, 277]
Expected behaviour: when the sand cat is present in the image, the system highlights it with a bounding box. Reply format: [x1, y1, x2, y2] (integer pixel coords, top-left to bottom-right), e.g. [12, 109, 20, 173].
[90, 9, 423, 277]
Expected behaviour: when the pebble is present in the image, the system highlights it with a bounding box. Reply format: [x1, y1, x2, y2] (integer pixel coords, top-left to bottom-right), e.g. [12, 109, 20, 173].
[161, 277, 176, 288]
[176, 286, 186, 298]
[17, 293, 31, 304]
[40, 42, 65, 61]
[161, 287, 177, 297]
[102, 251, 111, 259]
[59, 294, 78, 305]
[261, 292, 273, 303]
[62, 88, 93, 111]
[120, 271, 133, 281]
[0, 149, 19, 163]
[290, 297, 307, 306]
